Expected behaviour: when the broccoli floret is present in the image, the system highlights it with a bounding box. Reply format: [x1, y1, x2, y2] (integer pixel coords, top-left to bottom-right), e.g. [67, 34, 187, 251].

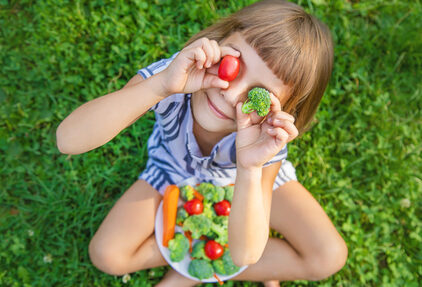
[207, 216, 228, 244]
[188, 259, 214, 280]
[191, 241, 210, 261]
[212, 258, 226, 275]
[180, 185, 195, 201]
[202, 201, 217, 220]
[197, 183, 225, 204]
[214, 215, 228, 226]
[212, 249, 240, 275]
[182, 214, 211, 239]
[168, 233, 189, 262]
[241, 87, 271, 117]
[223, 185, 234, 202]
[176, 206, 188, 225]
[222, 250, 241, 275]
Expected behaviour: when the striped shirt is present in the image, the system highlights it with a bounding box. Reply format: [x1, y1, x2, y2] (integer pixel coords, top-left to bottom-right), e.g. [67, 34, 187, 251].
[137, 53, 297, 195]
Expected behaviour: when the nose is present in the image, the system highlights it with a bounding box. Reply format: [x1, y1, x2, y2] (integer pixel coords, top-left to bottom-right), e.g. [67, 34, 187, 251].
[220, 77, 249, 107]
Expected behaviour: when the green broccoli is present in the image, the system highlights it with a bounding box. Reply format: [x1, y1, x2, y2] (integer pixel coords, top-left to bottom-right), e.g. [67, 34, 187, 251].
[191, 241, 210, 261]
[224, 185, 234, 202]
[176, 206, 188, 225]
[168, 233, 189, 262]
[209, 219, 228, 245]
[182, 214, 212, 239]
[212, 258, 226, 275]
[197, 183, 225, 203]
[180, 185, 195, 201]
[202, 201, 217, 220]
[188, 259, 214, 280]
[213, 250, 240, 275]
[241, 87, 271, 117]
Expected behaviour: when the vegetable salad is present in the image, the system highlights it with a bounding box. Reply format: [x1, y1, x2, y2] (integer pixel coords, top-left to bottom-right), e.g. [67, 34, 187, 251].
[166, 183, 240, 282]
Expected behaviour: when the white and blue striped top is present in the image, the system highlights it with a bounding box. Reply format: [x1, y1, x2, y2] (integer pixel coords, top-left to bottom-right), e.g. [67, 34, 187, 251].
[137, 53, 297, 195]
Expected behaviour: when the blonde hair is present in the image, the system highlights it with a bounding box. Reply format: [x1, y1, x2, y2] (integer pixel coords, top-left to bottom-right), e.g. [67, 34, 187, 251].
[186, 0, 334, 135]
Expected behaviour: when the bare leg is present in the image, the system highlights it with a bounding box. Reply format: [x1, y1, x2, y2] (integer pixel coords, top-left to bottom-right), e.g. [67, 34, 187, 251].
[89, 180, 168, 275]
[231, 180, 348, 282]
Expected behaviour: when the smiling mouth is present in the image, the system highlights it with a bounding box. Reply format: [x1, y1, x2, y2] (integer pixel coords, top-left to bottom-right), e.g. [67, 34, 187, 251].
[206, 93, 231, 120]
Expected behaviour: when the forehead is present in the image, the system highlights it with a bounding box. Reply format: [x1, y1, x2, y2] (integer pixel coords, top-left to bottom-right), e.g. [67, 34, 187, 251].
[221, 32, 288, 102]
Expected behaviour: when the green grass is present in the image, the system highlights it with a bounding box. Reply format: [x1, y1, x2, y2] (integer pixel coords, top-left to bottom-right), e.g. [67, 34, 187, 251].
[1, 0, 421, 286]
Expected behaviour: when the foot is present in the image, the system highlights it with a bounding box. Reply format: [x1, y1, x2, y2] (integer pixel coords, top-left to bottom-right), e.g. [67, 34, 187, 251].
[263, 280, 280, 287]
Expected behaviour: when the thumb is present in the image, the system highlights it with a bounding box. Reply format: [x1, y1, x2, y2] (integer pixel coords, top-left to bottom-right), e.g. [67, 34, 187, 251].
[202, 73, 229, 90]
[236, 102, 251, 130]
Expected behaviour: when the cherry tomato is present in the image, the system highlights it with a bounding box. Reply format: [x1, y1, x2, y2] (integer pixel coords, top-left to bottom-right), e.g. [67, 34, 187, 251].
[218, 55, 240, 82]
[204, 240, 224, 260]
[214, 200, 231, 216]
[184, 198, 203, 215]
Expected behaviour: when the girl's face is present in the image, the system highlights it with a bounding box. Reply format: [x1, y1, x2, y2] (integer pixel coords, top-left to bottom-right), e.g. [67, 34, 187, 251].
[191, 32, 289, 136]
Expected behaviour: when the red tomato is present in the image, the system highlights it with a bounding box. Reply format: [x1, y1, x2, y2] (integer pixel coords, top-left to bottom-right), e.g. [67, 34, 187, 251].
[204, 240, 224, 260]
[218, 55, 240, 82]
[184, 198, 203, 215]
[214, 200, 231, 216]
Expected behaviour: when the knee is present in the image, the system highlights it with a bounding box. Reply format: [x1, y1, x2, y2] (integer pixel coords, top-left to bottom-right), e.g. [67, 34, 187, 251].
[88, 237, 129, 276]
[305, 237, 348, 281]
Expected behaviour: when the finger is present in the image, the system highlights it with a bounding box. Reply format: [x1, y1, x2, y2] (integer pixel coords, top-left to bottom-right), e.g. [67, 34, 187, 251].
[269, 93, 282, 113]
[200, 39, 214, 68]
[220, 46, 241, 58]
[269, 119, 298, 142]
[236, 102, 252, 130]
[267, 127, 289, 146]
[210, 40, 221, 65]
[249, 110, 264, 125]
[202, 73, 229, 90]
[188, 47, 206, 70]
[267, 111, 296, 125]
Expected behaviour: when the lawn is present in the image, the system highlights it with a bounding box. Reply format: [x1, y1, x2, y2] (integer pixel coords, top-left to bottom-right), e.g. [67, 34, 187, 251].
[1, 0, 421, 286]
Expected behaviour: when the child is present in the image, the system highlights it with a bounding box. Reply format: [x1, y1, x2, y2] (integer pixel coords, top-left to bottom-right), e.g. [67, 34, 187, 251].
[56, 0, 347, 286]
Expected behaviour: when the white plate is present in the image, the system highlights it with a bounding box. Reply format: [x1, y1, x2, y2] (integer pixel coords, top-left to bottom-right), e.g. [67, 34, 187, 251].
[155, 200, 248, 283]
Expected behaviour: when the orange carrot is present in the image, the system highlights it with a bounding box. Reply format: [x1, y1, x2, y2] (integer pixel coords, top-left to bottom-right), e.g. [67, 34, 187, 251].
[184, 231, 193, 253]
[162, 185, 180, 247]
[214, 273, 224, 285]
[193, 189, 204, 201]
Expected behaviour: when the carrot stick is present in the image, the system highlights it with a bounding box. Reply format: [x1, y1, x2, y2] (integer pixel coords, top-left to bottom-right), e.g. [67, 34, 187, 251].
[193, 189, 204, 201]
[162, 185, 180, 247]
[214, 273, 224, 285]
[184, 231, 193, 253]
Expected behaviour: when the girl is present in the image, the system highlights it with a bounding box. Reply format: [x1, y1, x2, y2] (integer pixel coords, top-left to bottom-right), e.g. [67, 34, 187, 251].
[56, 0, 347, 286]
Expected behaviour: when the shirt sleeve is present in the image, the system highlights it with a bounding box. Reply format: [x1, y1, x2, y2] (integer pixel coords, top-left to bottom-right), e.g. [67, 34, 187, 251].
[136, 52, 179, 114]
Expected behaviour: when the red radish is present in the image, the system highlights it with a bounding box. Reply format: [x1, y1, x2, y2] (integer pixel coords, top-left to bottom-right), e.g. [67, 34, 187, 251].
[218, 55, 240, 82]
[204, 240, 224, 260]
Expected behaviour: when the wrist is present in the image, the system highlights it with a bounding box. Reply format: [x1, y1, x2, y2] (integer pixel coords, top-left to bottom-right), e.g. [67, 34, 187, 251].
[236, 166, 262, 182]
[150, 71, 172, 98]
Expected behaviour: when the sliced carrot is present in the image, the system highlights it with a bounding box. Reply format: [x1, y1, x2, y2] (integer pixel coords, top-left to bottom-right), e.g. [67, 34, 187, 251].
[214, 273, 224, 285]
[184, 231, 193, 253]
[162, 185, 180, 247]
[224, 244, 229, 248]
[193, 189, 204, 201]
[199, 235, 208, 241]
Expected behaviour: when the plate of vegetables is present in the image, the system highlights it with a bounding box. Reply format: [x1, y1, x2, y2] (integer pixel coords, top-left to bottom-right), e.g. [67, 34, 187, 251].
[155, 182, 248, 284]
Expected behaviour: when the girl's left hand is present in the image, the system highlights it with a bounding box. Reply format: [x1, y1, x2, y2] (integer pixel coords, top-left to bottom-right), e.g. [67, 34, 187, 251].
[235, 93, 298, 170]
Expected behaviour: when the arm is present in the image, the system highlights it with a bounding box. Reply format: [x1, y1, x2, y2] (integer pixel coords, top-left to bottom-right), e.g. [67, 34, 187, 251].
[56, 73, 167, 155]
[56, 38, 239, 155]
[229, 93, 298, 266]
[229, 161, 281, 266]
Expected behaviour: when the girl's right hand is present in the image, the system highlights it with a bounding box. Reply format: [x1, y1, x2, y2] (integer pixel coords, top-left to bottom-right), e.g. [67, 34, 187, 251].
[161, 37, 241, 95]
